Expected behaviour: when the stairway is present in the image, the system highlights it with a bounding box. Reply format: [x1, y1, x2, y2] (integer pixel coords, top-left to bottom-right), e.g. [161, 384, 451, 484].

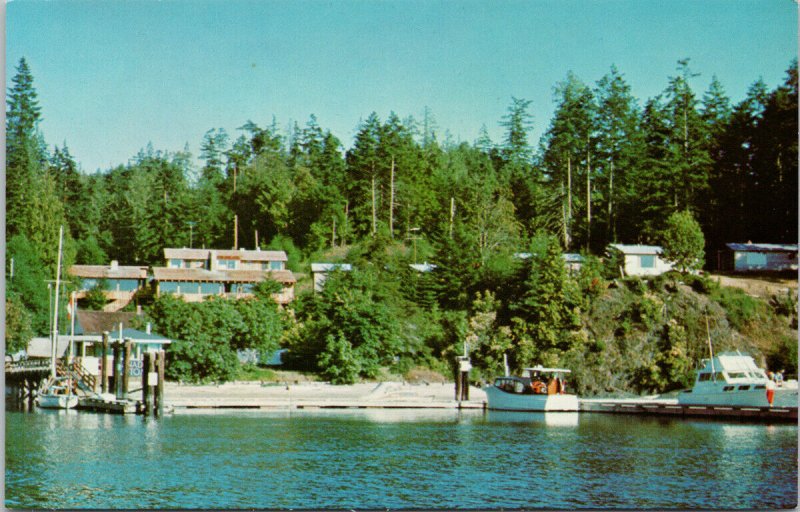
[54, 359, 98, 396]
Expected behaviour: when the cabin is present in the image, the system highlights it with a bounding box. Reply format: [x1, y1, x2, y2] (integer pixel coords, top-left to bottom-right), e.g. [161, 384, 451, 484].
[68, 261, 149, 312]
[719, 243, 798, 273]
[152, 248, 296, 304]
[311, 263, 352, 292]
[607, 244, 674, 277]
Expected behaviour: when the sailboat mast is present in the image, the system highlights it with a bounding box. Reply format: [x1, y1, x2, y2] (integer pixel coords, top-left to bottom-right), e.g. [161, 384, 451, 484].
[50, 226, 64, 379]
[706, 315, 716, 381]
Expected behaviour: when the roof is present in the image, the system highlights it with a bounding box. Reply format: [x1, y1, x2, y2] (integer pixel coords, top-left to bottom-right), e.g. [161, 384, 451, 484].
[524, 366, 572, 374]
[26, 330, 169, 358]
[164, 248, 287, 262]
[311, 263, 353, 272]
[608, 244, 663, 255]
[410, 263, 437, 272]
[75, 310, 138, 335]
[725, 243, 798, 253]
[69, 264, 148, 280]
[152, 267, 296, 284]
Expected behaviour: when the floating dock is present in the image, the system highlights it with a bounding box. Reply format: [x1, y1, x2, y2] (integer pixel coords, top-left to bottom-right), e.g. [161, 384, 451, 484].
[579, 397, 798, 422]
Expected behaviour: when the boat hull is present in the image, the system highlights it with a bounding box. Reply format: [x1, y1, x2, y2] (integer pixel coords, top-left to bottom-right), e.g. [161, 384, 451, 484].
[484, 386, 579, 412]
[36, 394, 79, 410]
[678, 387, 798, 408]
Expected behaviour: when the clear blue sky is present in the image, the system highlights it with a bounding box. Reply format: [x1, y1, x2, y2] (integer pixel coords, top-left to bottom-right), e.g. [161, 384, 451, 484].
[7, 0, 798, 173]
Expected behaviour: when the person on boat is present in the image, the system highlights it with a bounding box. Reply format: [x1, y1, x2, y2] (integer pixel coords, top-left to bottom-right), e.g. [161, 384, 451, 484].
[766, 377, 776, 407]
[775, 370, 784, 387]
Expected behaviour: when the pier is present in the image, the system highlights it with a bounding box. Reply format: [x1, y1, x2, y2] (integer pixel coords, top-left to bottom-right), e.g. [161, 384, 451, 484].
[579, 397, 798, 422]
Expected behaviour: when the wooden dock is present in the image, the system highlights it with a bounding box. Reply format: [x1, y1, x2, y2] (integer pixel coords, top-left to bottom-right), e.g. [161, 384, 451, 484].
[579, 397, 798, 422]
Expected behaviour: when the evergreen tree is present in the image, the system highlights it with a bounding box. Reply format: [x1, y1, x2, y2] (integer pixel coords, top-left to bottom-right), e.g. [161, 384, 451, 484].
[593, 66, 645, 247]
[6, 58, 47, 237]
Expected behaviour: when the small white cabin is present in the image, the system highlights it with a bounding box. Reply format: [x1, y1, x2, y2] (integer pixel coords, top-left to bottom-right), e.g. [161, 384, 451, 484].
[608, 244, 674, 277]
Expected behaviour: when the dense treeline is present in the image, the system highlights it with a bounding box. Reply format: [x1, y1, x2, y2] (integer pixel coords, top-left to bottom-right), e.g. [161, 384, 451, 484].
[6, 57, 798, 391]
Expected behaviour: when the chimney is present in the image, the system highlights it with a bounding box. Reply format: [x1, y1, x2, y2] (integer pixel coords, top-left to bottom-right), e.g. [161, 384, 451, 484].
[146, 322, 151, 335]
[110, 260, 119, 270]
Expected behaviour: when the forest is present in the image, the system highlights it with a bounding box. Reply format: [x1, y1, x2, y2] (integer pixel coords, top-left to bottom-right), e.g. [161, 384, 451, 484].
[6, 57, 798, 392]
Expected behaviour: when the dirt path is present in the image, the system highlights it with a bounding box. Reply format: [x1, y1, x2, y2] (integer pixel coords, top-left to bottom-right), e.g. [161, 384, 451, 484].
[711, 273, 797, 299]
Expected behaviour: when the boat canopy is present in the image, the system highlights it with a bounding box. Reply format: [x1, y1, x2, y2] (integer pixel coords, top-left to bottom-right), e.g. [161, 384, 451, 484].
[524, 366, 571, 374]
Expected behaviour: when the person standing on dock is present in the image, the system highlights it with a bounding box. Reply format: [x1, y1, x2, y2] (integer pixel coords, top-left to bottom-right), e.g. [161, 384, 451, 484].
[766, 377, 776, 407]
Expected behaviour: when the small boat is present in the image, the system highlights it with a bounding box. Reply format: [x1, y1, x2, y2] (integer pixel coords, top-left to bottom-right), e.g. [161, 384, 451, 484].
[484, 365, 579, 412]
[678, 352, 798, 408]
[36, 225, 79, 411]
[36, 378, 79, 410]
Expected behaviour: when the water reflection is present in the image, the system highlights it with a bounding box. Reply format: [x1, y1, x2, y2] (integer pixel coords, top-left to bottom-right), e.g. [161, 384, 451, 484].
[5, 409, 797, 510]
[485, 410, 580, 427]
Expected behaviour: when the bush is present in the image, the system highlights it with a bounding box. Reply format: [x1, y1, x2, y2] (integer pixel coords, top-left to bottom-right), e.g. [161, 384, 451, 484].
[710, 286, 768, 330]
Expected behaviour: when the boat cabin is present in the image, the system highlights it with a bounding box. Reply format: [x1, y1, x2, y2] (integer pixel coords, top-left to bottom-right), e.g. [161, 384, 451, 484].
[693, 353, 769, 386]
[494, 367, 571, 395]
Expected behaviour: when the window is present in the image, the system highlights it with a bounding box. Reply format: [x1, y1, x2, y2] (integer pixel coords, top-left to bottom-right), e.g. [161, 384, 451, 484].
[218, 259, 236, 270]
[200, 282, 223, 295]
[723, 386, 734, 392]
[738, 385, 751, 391]
[81, 278, 98, 291]
[745, 252, 767, 267]
[117, 279, 139, 292]
[639, 255, 655, 268]
[169, 259, 183, 268]
[270, 261, 283, 270]
[160, 281, 180, 293]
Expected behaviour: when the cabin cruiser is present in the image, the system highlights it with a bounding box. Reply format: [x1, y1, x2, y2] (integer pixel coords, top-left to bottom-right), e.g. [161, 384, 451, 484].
[678, 352, 798, 408]
[484, 366, 579, 411]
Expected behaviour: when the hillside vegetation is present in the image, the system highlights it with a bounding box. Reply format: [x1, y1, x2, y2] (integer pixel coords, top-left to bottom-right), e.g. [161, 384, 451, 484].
[5, 57, 797, 394]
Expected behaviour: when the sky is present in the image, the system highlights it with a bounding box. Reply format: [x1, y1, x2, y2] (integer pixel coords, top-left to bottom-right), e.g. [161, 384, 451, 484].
[6, 0, 798, 174]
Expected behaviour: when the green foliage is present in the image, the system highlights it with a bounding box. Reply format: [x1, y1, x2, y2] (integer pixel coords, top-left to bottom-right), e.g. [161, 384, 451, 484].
[769, 290, 798, 328]
[147, 293, 287, 383]
[660, 210, 705, 273]
[317, 334, 362, 384]
[509, 232, 582, 368]
[7, 234, 54, 335]
[286, 267, 406, 380]
[5, 294, 34, 354]
[575, 254, 606, 305]
[83, 279, 109, 311]
[710, 286, 768, 330]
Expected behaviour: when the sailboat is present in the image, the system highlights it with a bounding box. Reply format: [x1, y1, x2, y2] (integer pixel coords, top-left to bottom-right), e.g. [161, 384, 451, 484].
[36, 226, 79, 410]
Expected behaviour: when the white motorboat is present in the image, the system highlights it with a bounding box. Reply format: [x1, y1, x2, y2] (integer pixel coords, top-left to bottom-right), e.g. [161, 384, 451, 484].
[678, 352, 798, 408]
[484, 365, 579, 412]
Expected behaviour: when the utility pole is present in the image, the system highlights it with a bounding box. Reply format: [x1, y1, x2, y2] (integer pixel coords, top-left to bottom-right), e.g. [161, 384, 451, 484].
[186, 221, 196, 248]
[233, 215, 238, 249]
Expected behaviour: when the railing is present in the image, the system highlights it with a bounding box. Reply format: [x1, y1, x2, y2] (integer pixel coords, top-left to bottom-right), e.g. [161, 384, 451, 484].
[4, 358, 51, 375]
[56, 359, 97, 392]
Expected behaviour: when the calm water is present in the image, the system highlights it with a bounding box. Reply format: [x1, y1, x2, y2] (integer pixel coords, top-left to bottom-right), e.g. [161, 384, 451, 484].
[5, 408, 798, 509]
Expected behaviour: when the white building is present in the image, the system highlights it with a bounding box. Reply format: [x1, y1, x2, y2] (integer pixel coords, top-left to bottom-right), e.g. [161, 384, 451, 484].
[607, 244, 674, 277]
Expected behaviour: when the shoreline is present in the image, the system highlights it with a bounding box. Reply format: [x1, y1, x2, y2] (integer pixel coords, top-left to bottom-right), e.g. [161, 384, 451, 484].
[164, 380, 488, 411]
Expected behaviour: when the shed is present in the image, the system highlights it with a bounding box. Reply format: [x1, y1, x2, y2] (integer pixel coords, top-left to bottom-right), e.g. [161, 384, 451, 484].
[311, 263, 352, 292]
[722, 243, 798, 273]
[607, 244, 674, 277]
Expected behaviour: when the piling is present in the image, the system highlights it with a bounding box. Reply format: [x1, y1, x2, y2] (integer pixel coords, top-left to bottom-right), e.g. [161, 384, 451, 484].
[112, 342, 121, 399]
[155, 350, 165, 417]
[100, 332, 109, 393]
[142, 352, 154, 416]
[122, 339, 132, 397]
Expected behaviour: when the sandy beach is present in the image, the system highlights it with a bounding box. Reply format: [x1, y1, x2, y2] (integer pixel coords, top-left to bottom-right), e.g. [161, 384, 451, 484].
[164, 380, 487, 411]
